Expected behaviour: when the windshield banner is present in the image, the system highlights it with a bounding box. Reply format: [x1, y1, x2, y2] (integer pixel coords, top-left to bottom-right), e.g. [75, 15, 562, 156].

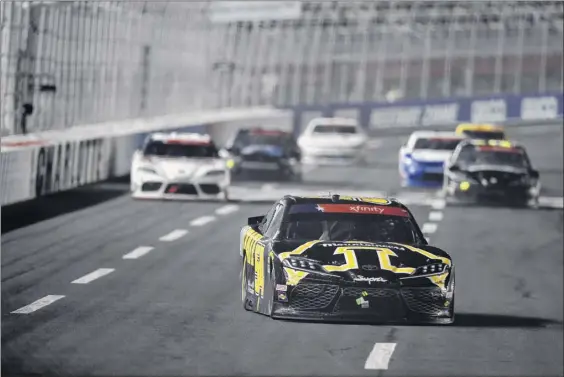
[289, 203, 410, 217]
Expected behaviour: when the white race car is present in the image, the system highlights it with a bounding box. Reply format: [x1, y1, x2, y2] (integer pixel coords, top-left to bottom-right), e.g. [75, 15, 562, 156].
[297, 117, 367, 165]
[130, 132, 231, 200]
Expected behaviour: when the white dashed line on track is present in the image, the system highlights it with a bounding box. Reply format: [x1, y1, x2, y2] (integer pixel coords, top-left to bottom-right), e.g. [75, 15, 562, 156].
[421, 223, 438, 234]
[11, 295, 66, 314]
[215, 204, 240, 215]
[364, 343, 397, 370]
[429, 211, 444, 221]
[123, 246, 154, 260]
[71, 268, 115, 284]
[159, 229, 188, 242]
[190, 216, 216, 227]
[431, 199, 446, 210]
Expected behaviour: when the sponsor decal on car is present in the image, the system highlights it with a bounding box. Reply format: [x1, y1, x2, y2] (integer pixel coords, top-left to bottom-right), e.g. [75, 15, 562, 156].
[289, 204, 409, 217]
[275, 284, 287, 292]
[356, 296, 370, 309]
[354, 276, 388, 283]
[277, 292, 288, 302]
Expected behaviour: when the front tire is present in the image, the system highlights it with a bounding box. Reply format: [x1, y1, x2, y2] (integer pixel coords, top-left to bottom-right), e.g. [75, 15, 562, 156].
[241, 254, 252, 311]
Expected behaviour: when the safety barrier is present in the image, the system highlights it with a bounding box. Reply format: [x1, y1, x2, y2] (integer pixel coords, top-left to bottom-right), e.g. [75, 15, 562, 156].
[288, 92, 564, 134]
[0, 107, 292, 206]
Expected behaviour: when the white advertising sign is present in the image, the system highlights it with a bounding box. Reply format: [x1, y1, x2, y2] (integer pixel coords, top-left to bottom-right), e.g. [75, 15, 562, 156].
[520, 96, 559, 120]
[470, 99, 507, 123]
[208, 1, 302, 23]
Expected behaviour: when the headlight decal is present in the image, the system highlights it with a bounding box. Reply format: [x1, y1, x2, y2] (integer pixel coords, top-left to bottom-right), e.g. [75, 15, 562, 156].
[283, 267, 309, 286]
[138, 166, 159, 175]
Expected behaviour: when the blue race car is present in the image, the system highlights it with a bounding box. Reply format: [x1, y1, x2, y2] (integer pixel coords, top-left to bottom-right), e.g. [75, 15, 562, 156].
[398, 131, 464, 188]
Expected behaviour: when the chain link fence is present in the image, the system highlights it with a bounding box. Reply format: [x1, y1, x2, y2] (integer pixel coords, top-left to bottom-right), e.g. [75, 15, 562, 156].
[1, 1, 211, 135]
[2, 1, 563, 136]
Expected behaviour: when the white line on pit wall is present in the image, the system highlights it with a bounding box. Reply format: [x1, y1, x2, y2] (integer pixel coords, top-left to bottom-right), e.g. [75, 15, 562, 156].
[71, 268, 115, 284]
[11, 295, 65, 314]
[190, 216, 216, 227]
[421, 223, 438, 234]
[364, 343, 397, 370]
[261, 183, 277, 191]
[123, 246, 154, 260]
[159, 229, 188, 242]
[215, 204, 240, 216]
[429, 211, 444, 222]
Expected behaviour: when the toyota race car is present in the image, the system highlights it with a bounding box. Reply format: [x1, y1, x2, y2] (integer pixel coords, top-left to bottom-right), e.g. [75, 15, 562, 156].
[297, 117, 367, 165]
[443, 139, 540, 206]
[222, 128, 302, 181]
[240, 194, 455, 324]
[130, 132, 231, 200]
[455, 123, 506, 140]
[399, 131, 464, 187]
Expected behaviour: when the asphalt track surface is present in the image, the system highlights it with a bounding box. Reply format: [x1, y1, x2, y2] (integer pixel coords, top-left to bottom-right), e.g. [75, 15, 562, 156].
[2, 124, 563, 377]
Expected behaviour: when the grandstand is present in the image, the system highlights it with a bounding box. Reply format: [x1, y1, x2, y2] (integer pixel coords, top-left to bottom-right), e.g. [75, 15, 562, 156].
[1, 1, 562, 134]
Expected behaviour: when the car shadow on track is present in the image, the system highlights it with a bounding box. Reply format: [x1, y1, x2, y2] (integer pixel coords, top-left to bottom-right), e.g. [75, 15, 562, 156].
[1, 179, 129, 234]
[448, 313, 563, 328]
[276, 313, 562, 329]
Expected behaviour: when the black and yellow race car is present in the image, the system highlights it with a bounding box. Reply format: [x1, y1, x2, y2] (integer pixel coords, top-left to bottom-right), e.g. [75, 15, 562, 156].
[443, 139, 541, 206]
[239, 195, 455, 324]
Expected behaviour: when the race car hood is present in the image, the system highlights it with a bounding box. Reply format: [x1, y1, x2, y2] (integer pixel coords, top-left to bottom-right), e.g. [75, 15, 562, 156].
[145, 156, 225, 179]
[463, 164, 528, 175]
[299, 134, 366, 148]
[274, 240, 451, 284]
[240, 144, 284, 158]
[410, 149, 452, 163]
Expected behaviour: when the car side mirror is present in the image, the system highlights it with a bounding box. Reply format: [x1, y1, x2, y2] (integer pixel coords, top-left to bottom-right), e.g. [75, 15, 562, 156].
[529, 169, 539, 179]
[248, 215, 265, 226]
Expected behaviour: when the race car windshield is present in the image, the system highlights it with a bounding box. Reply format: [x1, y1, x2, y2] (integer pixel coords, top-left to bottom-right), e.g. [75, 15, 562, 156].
[280, 213, 420, 244]
[458, 148, 527, 168]
[414, 138, 461, 150]
[312, 125, 357, 134]
[462, 130, 505, 140]
[143, 141, 219, 158]
[236, 133, 289, 147]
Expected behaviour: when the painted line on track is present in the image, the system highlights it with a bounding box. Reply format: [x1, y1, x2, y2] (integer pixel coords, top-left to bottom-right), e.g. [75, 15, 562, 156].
[215, 204, 240, 215]
[431, 199, 446, 210]
[159, 229, 188, 242]
[421, 222, 438, 234]
[71, 268, 115, 284]
[190, 216, 216, 227]
[364, 343, 397, 370]
[11, 295, 65, 314]
[123, 246, 154, 260]
[429, 211, 444, 221]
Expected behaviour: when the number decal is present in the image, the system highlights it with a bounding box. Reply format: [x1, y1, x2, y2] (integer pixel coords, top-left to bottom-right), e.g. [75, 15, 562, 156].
[322, 246, 416, 274]
[323, 248, 359, 272]
[254, 243, 265, 297]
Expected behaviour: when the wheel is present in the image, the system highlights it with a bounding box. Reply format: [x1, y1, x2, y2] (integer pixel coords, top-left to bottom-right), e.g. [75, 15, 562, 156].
[241, 254, 252, 311]
[267, 260, 277, 316]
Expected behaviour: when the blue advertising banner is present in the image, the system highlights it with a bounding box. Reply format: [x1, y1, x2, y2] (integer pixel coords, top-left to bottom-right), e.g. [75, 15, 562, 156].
[286, 92, 563, 134]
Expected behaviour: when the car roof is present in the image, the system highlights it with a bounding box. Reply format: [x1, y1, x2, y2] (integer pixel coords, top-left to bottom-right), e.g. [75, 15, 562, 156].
[306, 117, 359, 128]
[456, 123, 505, 132]
[410, 131, 464, 139]
[280, 194, 409, 208]
[149, 132, 212, 144]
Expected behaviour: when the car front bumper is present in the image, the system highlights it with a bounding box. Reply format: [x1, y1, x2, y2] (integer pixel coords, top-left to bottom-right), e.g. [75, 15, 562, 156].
[271, 283, 454, 324]
[132, 177, 230, 200]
